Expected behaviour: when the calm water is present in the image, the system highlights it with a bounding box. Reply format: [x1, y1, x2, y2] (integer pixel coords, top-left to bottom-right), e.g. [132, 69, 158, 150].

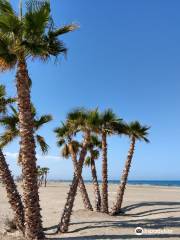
[109, 180, 180, 187]
[54, 180, 180, 187]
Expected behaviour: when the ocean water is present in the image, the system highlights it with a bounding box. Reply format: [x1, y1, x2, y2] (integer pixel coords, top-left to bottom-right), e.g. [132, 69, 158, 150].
[54, 180, 180, 187]
[109, 180, 180, 187]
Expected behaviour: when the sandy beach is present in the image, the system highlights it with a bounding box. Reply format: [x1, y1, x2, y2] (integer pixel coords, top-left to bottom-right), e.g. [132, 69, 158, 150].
[0, 182, 180, 240]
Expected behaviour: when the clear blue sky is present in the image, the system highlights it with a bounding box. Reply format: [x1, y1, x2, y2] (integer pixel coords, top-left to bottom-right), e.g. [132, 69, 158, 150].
[1, 0, 180, 180]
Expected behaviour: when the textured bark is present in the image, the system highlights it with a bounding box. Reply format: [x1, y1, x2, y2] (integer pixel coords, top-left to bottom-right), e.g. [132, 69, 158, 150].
[78, 177, 93, 210]
[0, 149, 24, 233]
[111, 137, 135, 215]
[58, 132, 90, 233]
[90, 149, 101, 211]
[101, 131, 108, 213]
[16, 59, 44, 240]
[18, 145, 23, 165]
[69, 143, 93, 211]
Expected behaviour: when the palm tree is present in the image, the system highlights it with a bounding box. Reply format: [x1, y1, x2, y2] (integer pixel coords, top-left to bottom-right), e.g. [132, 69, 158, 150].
[0, 1, 77, 238]
[0, 85, 24, 233]
[111, 121, 150, 215]
[55, 122, 93, 211]
[0, 104, 52, 164]
[99, 109, 123, 213]
[58, 108, 100, 233]
[37, 166, 49, 187]
[42, 167, 49, 187]
[85, 135, 101, 211]
[37, 166, 44, 187]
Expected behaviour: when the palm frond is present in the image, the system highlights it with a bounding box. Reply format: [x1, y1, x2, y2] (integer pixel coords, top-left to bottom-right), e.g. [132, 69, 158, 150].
[9, 105, 18, 116]
[90, 135, 101, 149]
[34, 114, 52, 130]
[0, 0, 76, 66]
[0, 84, 5, 97]
[49, 24, 78, 37]
[0, 35, 17, 71]
[111, 121, 128, 135]
[0, 97, 13, 113]
[54, 121, 77, 139]
[24, 1, 50, 39]
[57, 139, 65, 147]
[86, 109, 101, 131]
[0, 129, 18, 148]
[36, 134, 49, 154]
[127, 121, 150, 143]
[0, 0, 15, 15]
[61, 143, 70, 159]
[0, 115, 18, 129]
[54, 122, 69, 138]
[84, 156, 91, 167]
[46, 38, 67, 58]
[101, 109, 122, 124]
[40, 166, 49, 173]
[0, 13, 22, 35]
[67, 107, 87, 122]
[92, 149, 100, 160]
[71, 140, 80, 155]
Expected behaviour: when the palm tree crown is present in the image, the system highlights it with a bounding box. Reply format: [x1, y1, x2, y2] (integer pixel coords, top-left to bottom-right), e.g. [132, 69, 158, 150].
[84, 135, 101, 166]
[0, 104, 52, 153]
[0, 0, 77, 71]
[54, 121, 80, 159]
[67, 108, 101, 134]
[100, 109, 123, 134]
[127, 121, 150, 142]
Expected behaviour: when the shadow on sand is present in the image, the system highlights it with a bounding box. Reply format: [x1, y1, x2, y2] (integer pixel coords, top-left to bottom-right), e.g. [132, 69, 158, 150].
[45, 201, 180, 239]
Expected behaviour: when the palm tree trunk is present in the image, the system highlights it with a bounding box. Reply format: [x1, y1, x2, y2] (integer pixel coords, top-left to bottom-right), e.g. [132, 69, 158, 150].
[18, 145, 22, 165]
[16, 59, 44, 240]
[111, 137, 135, 215]
[78, 177, 93, 210]
[44, 173, 47, 187]
[101, 131, 108, 213]
[41, 175, 44, 187]
[58, 132, 90, 233]
[89, 149, 101, 211]
[69, 143, 93, 211]
[0, 149, 24, 233]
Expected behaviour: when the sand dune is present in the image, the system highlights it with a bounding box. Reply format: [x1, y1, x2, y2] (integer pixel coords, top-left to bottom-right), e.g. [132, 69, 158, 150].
[0, 182, 180, 239]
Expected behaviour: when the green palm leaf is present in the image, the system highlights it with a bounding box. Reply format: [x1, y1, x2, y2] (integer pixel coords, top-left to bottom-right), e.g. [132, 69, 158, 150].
[34, 114, 52, 130]
[36, 134, 49, 154]
[0, 0, 15, 15]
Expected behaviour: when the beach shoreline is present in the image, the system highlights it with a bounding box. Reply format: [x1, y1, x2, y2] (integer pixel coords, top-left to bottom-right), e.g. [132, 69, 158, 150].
[30, 180, 180, 189]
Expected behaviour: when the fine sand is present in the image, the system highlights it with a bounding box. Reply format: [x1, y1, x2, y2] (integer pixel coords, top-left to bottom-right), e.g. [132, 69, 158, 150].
[0, 182, 180, 239]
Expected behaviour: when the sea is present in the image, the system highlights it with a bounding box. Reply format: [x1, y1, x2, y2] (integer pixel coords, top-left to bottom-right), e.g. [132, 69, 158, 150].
[110, 180, 180, 187]
[53, 180, 180, 187]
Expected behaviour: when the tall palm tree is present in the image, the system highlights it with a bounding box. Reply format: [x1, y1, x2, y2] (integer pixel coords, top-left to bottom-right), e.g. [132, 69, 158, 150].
[0, 85, 24, 233]
[58, 108, 100, 233]
[0, 1, 76, 238]
[100, 109, 123, 213]
[111, 121, 150, 215]
[0, 104, 52, 163]
[37, 166, 49, 187]
[42, 167, 49, 187]
[37, 165, 44, 187]
[85, 135, 101, 211]
[55, 122, 93, 211]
